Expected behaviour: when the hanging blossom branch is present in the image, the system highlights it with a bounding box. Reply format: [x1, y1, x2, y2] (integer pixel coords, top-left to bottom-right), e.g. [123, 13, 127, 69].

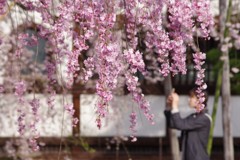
[28, 98, 40, 151]
[93, 0, 125, 129]
[123, 0, 138, 49]
[45, 56, 57, 110]
[15, 81, 27, 104]
[4, 0, 214, 145]
[71, 0, 95, 83]
[141, 0, 171, 77]
[124, 49, 154, 125]
[193, 52, 207, 111]
[81, 57, 95, 82]
[55, 0, 78, 88]
[73, 0, 98, 86]
[1, 34, 34, 139]
[14, 32, 34, 137]
[167, 0, 194, 75]
[121, 0, 156, 139]
[16, 30, 41, 150]
[64, 103, 78, 127]
[123, 49, 154, 139]
[15, 81, 27, 135]
[39, 0, 61, 110]
[29, 24, 41, 151]
[33, 0, 58, 111]
[166, 0, 213, 109]
[192, 0, 213, 108]
[192, 0, 214, 39]
[46, 0, 83, 132]
[8, 1, 44, 149]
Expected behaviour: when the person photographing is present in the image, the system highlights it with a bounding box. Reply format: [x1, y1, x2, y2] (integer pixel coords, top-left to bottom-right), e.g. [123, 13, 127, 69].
[164, 89, 212, 160]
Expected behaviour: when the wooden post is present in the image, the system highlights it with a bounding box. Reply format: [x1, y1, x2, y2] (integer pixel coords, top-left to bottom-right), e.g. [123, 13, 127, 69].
[72, 92, 80, 136]
[71, 22, 84, 136]
[158, 138, 163, 160]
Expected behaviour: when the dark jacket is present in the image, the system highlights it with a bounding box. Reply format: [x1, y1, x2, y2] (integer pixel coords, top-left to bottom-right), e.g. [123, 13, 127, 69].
[164, 109, 211, 160]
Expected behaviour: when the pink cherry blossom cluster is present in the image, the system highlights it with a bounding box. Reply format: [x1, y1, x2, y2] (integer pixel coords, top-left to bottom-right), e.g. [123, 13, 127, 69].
[55, 0, 78, 88]
[95, 116, 102, 130]
[15, 31, 42, 150]
[14, 30, 41, 146]
[123, 48, 154, 123]
[168, 0, 194, 75]
[0, 85, 4, 93]
[29, 98, 40, 151]
[133, 92, 154, 124]
[191, 0, 213, 108]
[32, 0, 58, 112]
[125, 72, 154, 125]
[38, 1, 64, 112]
[69, 0, 97, 85]
[168, 0, 194, 42]
[0, 0, 6, 15]
[123, 49, 145, 73]
[15, 34, 29, 59]
[124, 0, 139, 49]
[15, 81, 27, 104]
[29, 98, 40, 122]
[17, 109, 26, 136]
[142, 0, 171, 77]
[193, 52, 207, 111]
[46, 81, 56, 110]
[11, 1, 43, 151]
[18, 33, 38, 47]
[141, 0, 211, 109]
[92, 1, 126, 129]
[45, 58, 57, 109]
[192, 0, 214, 38]
[129, 111, 137, 142]
[121, 1, 158, 127]
[64, 103, 78, 127]
[81, 57, 95, 82]
[72, 1, 98, 84]
[45, 59, 56, 84]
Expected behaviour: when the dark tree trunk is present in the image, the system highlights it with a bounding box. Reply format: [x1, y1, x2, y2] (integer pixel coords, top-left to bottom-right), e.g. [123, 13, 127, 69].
[222, 51, 234, 160]
[164, 75, 180, 160]
[219, 0, 235, 159]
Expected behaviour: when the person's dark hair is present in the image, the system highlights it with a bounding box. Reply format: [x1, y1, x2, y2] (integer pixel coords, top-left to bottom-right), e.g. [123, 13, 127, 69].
[189, 88, 208, 108]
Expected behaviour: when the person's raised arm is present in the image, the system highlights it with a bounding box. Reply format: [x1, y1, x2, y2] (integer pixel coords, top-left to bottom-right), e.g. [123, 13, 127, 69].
[169, 92, 210, 130]
[170, 112, 210, 130]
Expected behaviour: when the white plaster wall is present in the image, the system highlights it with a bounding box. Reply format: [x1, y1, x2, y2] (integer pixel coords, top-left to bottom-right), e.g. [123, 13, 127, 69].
[80, 95, 240, 138]
[0, 94, 72, 137]
[80, 95, 166, 137]
[0, 94, 239, 138]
